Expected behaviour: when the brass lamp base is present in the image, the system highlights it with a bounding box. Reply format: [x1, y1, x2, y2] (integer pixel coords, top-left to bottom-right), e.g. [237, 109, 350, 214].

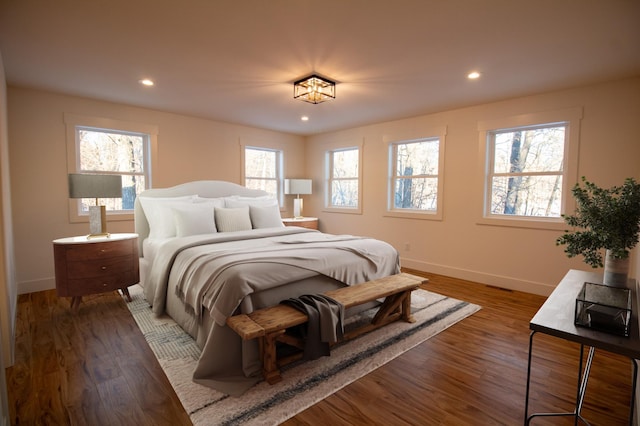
[87, 232, 111, 239]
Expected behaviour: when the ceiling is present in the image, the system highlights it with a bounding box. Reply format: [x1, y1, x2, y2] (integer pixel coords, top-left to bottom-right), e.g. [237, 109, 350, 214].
[1, 0, 639, 136]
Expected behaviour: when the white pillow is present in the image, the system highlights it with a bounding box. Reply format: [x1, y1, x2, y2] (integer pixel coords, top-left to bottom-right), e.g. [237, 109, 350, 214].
[215, 206, 252, 232]
[173, 203, 217, 237]
[224, 195, 278, 208]
[139, 196, 196, 238]
[193, 196, 226, 208]
[250, 204, 284, 229]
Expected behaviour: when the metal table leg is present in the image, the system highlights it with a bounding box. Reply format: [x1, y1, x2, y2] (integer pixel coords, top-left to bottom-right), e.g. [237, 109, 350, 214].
[525, 330, 595, 425]
[629, 359, 638, 426]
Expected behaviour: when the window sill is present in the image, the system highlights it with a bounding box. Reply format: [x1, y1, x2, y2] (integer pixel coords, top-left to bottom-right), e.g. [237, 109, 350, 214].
[322, 207, 362, 215]
[477, 215, 567, 231]
[70, 211, 134, 224]
[384, 210, 443, 221]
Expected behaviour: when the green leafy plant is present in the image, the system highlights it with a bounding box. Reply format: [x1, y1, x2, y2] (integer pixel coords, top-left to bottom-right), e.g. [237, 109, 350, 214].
[556, 177, 640, 268]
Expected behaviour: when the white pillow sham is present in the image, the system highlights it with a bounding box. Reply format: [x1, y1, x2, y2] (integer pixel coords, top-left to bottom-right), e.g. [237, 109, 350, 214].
[194, 196, 226, 207]
[224, 195, 278, 208]
[173, 203, 217, 237]
[139, 195, 196, 239]
[215, 206, 253, 232]
[250, 204, 284, 229]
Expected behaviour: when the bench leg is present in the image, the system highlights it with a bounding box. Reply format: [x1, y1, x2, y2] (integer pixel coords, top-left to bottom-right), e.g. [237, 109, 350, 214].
[373, 290, 416, 325]
[402, 291, 416, 323]
[261, 330, 285, 384]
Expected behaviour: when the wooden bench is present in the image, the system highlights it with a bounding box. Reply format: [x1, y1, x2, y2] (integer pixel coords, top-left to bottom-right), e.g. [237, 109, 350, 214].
[226, 272, 427, 384]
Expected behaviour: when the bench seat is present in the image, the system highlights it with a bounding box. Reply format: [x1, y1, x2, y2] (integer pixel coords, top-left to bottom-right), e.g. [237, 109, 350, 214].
[226, 272, 427, 384]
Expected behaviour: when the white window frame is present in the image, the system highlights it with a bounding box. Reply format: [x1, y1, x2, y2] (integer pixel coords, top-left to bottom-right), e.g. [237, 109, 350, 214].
[240, 143, 284, 206]
[324, 140, 363, 214]
[477, 107, 582, 230]
[64, 113, 158, 224]
[385, 127, 446, 221]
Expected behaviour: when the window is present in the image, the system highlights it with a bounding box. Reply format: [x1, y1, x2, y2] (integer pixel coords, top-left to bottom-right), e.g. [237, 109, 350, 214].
[486, 124, 566, 217]
[327, 147, 361, 211]
[244, 146, 282, 199]
[76, 127, 149, 212]
[479, 107, 582, 228]
[65, 114, 157, 222]
[385, 127, 446, 220]
[389, 138, 441, 213]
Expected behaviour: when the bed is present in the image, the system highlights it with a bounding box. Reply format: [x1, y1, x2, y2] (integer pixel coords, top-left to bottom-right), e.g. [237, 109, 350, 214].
[134, 180, 400, 396]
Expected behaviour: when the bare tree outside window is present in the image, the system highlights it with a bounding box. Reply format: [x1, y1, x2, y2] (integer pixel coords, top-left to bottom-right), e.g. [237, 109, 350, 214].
[488, 124, 566, 217]
[392, 139, 439, 210]
[77, 127, 148, 212]
[329, 148, 359, 208]
[244, 147, 281, 198]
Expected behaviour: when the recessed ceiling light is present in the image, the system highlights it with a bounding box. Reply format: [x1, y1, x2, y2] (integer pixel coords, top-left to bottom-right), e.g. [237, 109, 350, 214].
[467, 71, 481, 80]
[301, 116, 309, 121]
[139, 79, 155, 86]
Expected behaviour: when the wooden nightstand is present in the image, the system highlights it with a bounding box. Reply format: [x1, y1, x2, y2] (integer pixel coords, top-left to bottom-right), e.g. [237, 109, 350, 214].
[282, 217, 318, 230]
[53, 233, 139, 310]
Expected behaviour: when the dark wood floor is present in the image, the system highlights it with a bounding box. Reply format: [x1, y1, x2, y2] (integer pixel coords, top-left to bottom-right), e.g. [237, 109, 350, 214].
[6, 271, 635, 425]
[6, 287, 191, 425]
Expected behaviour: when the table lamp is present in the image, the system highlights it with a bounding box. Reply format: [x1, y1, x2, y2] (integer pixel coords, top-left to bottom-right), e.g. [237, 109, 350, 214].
[285, 179, 312, 218]
[68, 173, 122, 238]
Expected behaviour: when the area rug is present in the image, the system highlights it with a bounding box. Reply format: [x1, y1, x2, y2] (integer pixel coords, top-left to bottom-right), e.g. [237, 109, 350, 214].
[126, 285, 480, 425]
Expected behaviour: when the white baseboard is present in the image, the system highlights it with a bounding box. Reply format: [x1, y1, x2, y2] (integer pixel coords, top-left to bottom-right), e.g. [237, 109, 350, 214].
[18, 277, 55, 295]
[26, 262, 555, 297]
[400, 257, 555, 296]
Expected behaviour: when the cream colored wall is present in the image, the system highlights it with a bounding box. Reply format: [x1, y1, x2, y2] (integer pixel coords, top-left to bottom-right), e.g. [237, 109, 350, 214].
[0, 50, 15, 425]
[7, 87, 305, 294]
[306, 77, 640, 296]
[7, 77, 640, 297]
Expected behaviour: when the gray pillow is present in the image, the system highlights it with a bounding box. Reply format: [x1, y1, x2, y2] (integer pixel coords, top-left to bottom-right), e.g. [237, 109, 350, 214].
[214, 206, 252, 232]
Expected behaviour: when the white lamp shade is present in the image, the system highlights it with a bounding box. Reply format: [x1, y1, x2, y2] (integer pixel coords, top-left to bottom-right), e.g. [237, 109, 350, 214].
[285, 179, 312, 195]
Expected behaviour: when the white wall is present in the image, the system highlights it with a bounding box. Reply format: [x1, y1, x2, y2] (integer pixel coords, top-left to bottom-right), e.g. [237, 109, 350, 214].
[306, 77, 640, 296]
[6, 77, 640, 297]
[0, 50, 15, 426]
[7, 87, 306, 294]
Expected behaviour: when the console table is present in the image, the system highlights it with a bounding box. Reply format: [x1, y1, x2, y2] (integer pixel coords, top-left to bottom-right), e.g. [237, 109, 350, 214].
[525, 269, 640, 425]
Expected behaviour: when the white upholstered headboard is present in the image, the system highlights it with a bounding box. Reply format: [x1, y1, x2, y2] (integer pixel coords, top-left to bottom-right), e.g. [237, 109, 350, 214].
[134, 180, 268, 255]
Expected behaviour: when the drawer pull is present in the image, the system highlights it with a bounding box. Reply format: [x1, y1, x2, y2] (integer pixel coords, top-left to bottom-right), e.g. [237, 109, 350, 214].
[102, 283, 108, 287]
[101, 266, 107, 270]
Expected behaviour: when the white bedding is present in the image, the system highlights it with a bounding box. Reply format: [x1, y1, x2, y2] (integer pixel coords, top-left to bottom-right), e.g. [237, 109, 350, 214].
[142, 226, 400, 395]
[144, 227, 399, 324]
[134, 181, 401, 396]
[142, 237, 170, 264]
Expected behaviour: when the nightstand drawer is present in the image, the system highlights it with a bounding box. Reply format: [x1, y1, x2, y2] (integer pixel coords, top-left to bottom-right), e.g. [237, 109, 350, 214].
[66, 256, 134, 279]
[65, 271, 138, 296]
[65, 239, 133, 261]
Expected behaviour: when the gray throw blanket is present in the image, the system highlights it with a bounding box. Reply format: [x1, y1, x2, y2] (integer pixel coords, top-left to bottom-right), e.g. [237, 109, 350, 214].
[282, 294, 345, 360]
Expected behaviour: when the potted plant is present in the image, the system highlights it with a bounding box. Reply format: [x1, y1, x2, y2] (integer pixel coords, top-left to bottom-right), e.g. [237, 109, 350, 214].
[556, 177, 640, 287]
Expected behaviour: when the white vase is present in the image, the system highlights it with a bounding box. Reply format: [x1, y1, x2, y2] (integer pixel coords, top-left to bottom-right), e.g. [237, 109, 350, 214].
[603, 249, 630, 288]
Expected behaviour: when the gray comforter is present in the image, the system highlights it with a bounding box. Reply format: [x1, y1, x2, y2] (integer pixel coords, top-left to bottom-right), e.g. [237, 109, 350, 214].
[142, 226, 400, 395]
